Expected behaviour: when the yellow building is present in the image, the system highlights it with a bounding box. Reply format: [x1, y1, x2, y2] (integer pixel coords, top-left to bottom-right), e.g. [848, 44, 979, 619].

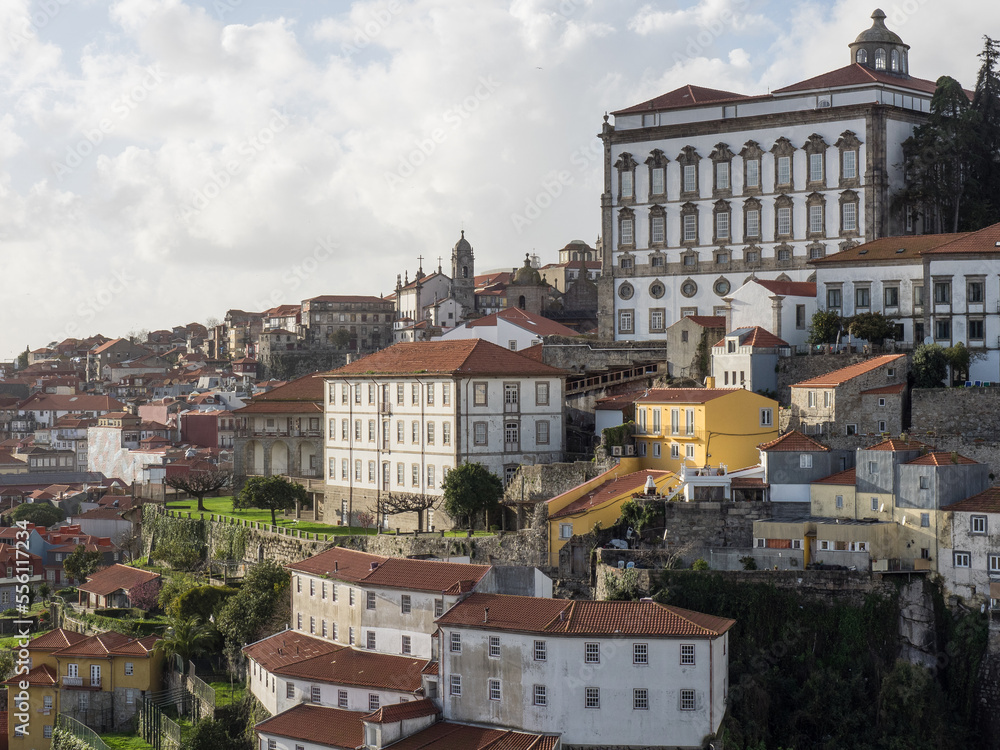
[5, 628, 164, 750]
[546, 459, 677, 568]
[632, 387, 779, 473]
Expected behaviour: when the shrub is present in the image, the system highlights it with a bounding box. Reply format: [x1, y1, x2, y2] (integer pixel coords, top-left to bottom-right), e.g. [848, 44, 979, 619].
[692, 558, 709, 571]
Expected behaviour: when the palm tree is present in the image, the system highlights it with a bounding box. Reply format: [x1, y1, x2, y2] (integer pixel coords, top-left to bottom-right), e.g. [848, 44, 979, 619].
[156, 616, 215, 670]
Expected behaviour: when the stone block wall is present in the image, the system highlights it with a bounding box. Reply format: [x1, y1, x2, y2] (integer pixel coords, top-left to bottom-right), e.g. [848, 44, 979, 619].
[910, 387, 1000, 440]
[775, 352, 868, 404]
[537, 336, 668, 373]
[659, 501, 773, 552]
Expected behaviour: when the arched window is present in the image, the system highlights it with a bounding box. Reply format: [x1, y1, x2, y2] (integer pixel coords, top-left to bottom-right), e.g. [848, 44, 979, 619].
[875, 48, 886, 70]
[518, 295, 526, 309]
[856, 49, 867, 64]
[462, 266, 468, 278]
[891, 49, 899, 72]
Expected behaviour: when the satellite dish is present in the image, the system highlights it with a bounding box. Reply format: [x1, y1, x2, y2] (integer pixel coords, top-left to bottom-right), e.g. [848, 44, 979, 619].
[923, 336, 933, 346]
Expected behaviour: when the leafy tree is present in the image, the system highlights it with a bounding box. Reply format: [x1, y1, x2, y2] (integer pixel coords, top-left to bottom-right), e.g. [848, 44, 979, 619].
[172, 585, 237, 622]
[63, 545, 102, 582]
[331, 329, 352, 349]
[619, 499, 656, 533]
[847, 312, 897, 345]
[603, 567, 642, 601]
[441, 462, 503, 531]
[234, 475, 308, 526]
[0, 649, 14, 682]
[158, 573, 197, 614]
[807, 310, 843, 346]
[156, 616, 215, 666]
[215, 560, 290, 655]
[912, 343, 949, 388]
[356, 510, 375, 530]
[165, 468, 233, 512]
[37, 582, 51, 601]
[945, 342, 983, 385]
[16, 346, 29, 370]
[186, 717, 247, 750]
[381, 493, 441, 532]
[128, 578, 162, 612]
[10, 502, 65, 528]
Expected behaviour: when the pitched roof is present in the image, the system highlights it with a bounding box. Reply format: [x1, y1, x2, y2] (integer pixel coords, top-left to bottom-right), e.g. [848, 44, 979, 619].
[320, 340, 565, 378]
[286, 547, 389, 580]
[17, 393, 126, 413]
[463, 308, 579, 337]
[304, 295, 389, 305]
[773, 63, 944, 96]
[3, 663, 57, 687]
[941, 486, 1000, 514]
[922, 221, 1000, 255]
[864, 437, 933, 452]
[809, 231, 966, 264]
[751, 279, 817, 297]
[634, 388, 738, 404]
[26, 628, 87, 651]
[905, 452, 977, 466]
[243, 630, 343, 673]
[790, 355, 905, 388]
[437, 593, 735, 637]
[274, 646, 425, 693]
[233, 373, 324, 414]
[757, 430, 830, 452]
[861, 383, 907, 395]
[362, 698, 439, 724]
[286, 547, 489, 592]
[613, 84, 756, 115]
[715, 326, 789, 349]
[254, 704, 364, 749]
[684, 315, 726, 329]
[380, 722, 559, 750]
[549, 470, 673, 520]
[52, 630, 139, 658]
[814, 467, 856, 485]
[77, 564, 160, 596]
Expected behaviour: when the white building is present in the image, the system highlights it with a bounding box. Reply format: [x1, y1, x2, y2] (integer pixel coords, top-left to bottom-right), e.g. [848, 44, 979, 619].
[711, 326, 790, 394]
[437, 592, 734, 750]
[321, 339, 566, 529]
[598, 10, 943, 339]
[939, 488, 1000, 606]
[439, 307, 578, 352]
[811, 222, 1000, 380]
[725, 279, 817, 349]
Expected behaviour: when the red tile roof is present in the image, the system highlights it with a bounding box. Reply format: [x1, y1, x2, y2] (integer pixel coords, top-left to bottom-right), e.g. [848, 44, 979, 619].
[634, 388, 738, 404]
[380, 722, 559, 750]
[233, 373, 324, 414]
[320, 340, 566, 378]
[815, 467, 856, 485]
[861, 383, 906, 395]
[77, 564, 160, 597]
[773, 63, 946, 96]
[941, 487, 1000, 514]
[287, 547, 490, 592]
[684, 315, 726, 329]
[3, 664, 57, 687]
[463, 308, 579, 337]
[243, 630, 343, 673]
[286, 547, 389, 580]
[17, 393, 126, 413]
[52, 630, 140, 658]
[810, 231, 966, 264]
[921, 221, 1000, 255]
[0, 544, 42, 575]
[752, 279, 817, 297]
[791, 355, 905, 388]
[757, 430, 830, 452]
[362, 697, 439, 724]
[613, 84, 756, 115]
[437, 593, 735, 637]
[549, 470, 672, 520]
[905, 452, 977, 466]
[276, 647, 425, 693]
[255, 704, 364, 749]
[26, 628, 86, 651]
[731, 477, 768, 489]
[715, 326, 789, 350]
[865, 438, 933, 452]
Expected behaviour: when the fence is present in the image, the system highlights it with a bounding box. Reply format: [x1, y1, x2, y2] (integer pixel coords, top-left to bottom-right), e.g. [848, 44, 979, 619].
[56, 714, 111, 750]
[186, 664, 215, 720]
[136, 696, 182, 750]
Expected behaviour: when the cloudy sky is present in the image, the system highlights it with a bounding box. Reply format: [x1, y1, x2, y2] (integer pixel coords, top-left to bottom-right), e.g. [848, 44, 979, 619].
[1, 0, 997, 360]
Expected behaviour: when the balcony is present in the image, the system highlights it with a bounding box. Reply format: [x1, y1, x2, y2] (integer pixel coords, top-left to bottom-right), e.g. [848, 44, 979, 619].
[62, 676, 101, 689]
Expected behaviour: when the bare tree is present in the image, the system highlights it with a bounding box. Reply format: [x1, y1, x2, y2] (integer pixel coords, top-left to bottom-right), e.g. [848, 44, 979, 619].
[165, 468, 233, 512]
[380, 493, 441, 532]
[114, 526, 144, 563]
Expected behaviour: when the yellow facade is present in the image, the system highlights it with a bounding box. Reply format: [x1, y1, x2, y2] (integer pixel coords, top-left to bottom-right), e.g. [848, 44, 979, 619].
[545, 459, 679, 567]
[632, 389, 779, 474]
[810, 482, 859, 519]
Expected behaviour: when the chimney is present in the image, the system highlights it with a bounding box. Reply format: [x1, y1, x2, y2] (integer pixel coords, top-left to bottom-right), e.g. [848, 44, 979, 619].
[640, 597, 653, 603]
[484, 607, 489, 623]
[705, 376, 716, 389]
[558, 609, 565, 622]
[643, 475, 657, 495]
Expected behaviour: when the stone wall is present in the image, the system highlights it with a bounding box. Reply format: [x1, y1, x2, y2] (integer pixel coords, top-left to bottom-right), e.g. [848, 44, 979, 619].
[775, 351, 868, 404]
[537, 337, 668, 373]
[910, 387, 1000, 439]
[504, 461, 603, 504]
[658, 500, 773, 551]
[977, 636, 1000, 749]
[259, 351, 349, 380]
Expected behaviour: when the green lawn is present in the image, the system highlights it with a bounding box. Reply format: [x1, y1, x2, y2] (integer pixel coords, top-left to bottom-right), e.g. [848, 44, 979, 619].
[102, 734, 156, 750]
[164, 496, 493, 537]
[209, 679, 247, 705]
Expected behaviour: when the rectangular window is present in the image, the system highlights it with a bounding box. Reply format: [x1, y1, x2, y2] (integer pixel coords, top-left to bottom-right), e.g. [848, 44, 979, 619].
[746, 158, 760, 187]
[651, 167, 665, 195]
[426, 383, 434, 405]
[842, 202, 857, 231]
[505, 422, 520, 447]
[685, 409, 695, 436]
[716, 161, 729, 190]
[322, 620, 328, 637]
[534, 640, 547, 661]
[435, 599, 444, 617]
[683, 214, 697, 242]
[412, 383, 419, 405]
[536, 381, 550, 406]
[450, 674, 462, 696]
[935, 320, 951, 340]
[920, 512, 930, 528]
[426, 421, 435, 444]
[619, 310, 634, 333]
[746, 208, 760, 237]
[843, 150, 857, 180]
[412, 463, 419, 486]
[620, 218, 634, 245]
[489, 636, 501, 658]
[401, 594, 411, 614]
[871, 497, 879, 511]
[634, 643, 648, 665]
[716, 211, 730, 239]
[683, 164, 697, 193]
[44, 727, 53, 739]
[286, 683, 295, 699]
[125, 662, 134, 676]
[427, 464, 436, 488]
[620, 170, 633, 199]
[401, 635, 411, 654]
[585, 687, 600, 709]
[680, 644, 695, 665]
[310, 616, 315, 634]
[474, 421, 488, 445]
[474, 382, 488, 406]
[397, 462, 404, 486]
[585, 643, 600, 663]
[534, 684, 547, 706]
[311, 685, 321, 703]
[536, 420, 550, 445]
[651, 215, 665, 243]
[297, 613, 302, 630]
[338, 690, 348, 708]
[369, 693, 380, 712]
[680, 689, 696, 710]
[884, 286, 899, 307]
[559, 523, 573, 539]
[633, 688, 649, 710]
[349, 627, 355, 645]
[368, 460, 375, 482]
[969, 320, 985, 340]
[442, 383, 450, 405]
[777, 156, 791, 185]
[856, 287, 871, 308]
[989, 554, 1000, 573]
[954, 551, 971, 568]
[350, 588, 356, 606]
[366, 631, 376, 650]
[809, 204, 823, 233]
[777, 206, 791, 235]
[396, 383, 404, 405]
[972, 515, 987, 534]
[809, 152, 823, 182]
[968, 281, 984, 303]
[354, 385, 362, 404]
[450, 632, 462, 653]
[835, 495, 844, 509]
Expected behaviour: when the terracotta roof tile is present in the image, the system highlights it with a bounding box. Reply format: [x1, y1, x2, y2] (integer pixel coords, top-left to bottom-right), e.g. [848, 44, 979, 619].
[3, 664, 57, 687]
[53, 630, 136, 658]
[684, 315, 726, 328]
[921, 221, 1000, 255]
[905, 452, 977, 466]
[791, 355, 905, 388]
[77, 564, 160, 597]
[757, 430, 830, 452]
[437, 593, 735, 637]
[26, 628, 87, 651]
[815, 467, 856, 485]
[809, 231, 966, 264]
[634, 388, 738, 404]
[255, 704, 363, 749]
[715, 326, 789, 350]
[613, 84, 756, 115]
[752, 279, 817, 297]
[549, 470, 673, 520]
[320, 340, 566, 378]
[286, 547, 389, 580]
[243, 630, 343, 673]
[361, 558, 490, 593]
[362, 698, 439, 724]
[861, 383, 906, 395]
[773, 63, 945, 96]
[731, 477, 768, 489]
[463, 308, 579, 337]
[865, 438, 933, 452]
[380, 722, 559, 750]
[942, 486, 1000, 514]
[420, 661, 439, 676]
[275, 646, 425, 693]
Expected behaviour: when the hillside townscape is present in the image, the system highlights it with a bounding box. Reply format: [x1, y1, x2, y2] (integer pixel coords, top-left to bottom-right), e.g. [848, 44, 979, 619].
[3, 6, 1000, 750]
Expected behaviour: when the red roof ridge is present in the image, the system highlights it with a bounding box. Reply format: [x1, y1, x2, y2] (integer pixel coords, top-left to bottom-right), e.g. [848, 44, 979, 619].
[791, 354, 905, 388]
